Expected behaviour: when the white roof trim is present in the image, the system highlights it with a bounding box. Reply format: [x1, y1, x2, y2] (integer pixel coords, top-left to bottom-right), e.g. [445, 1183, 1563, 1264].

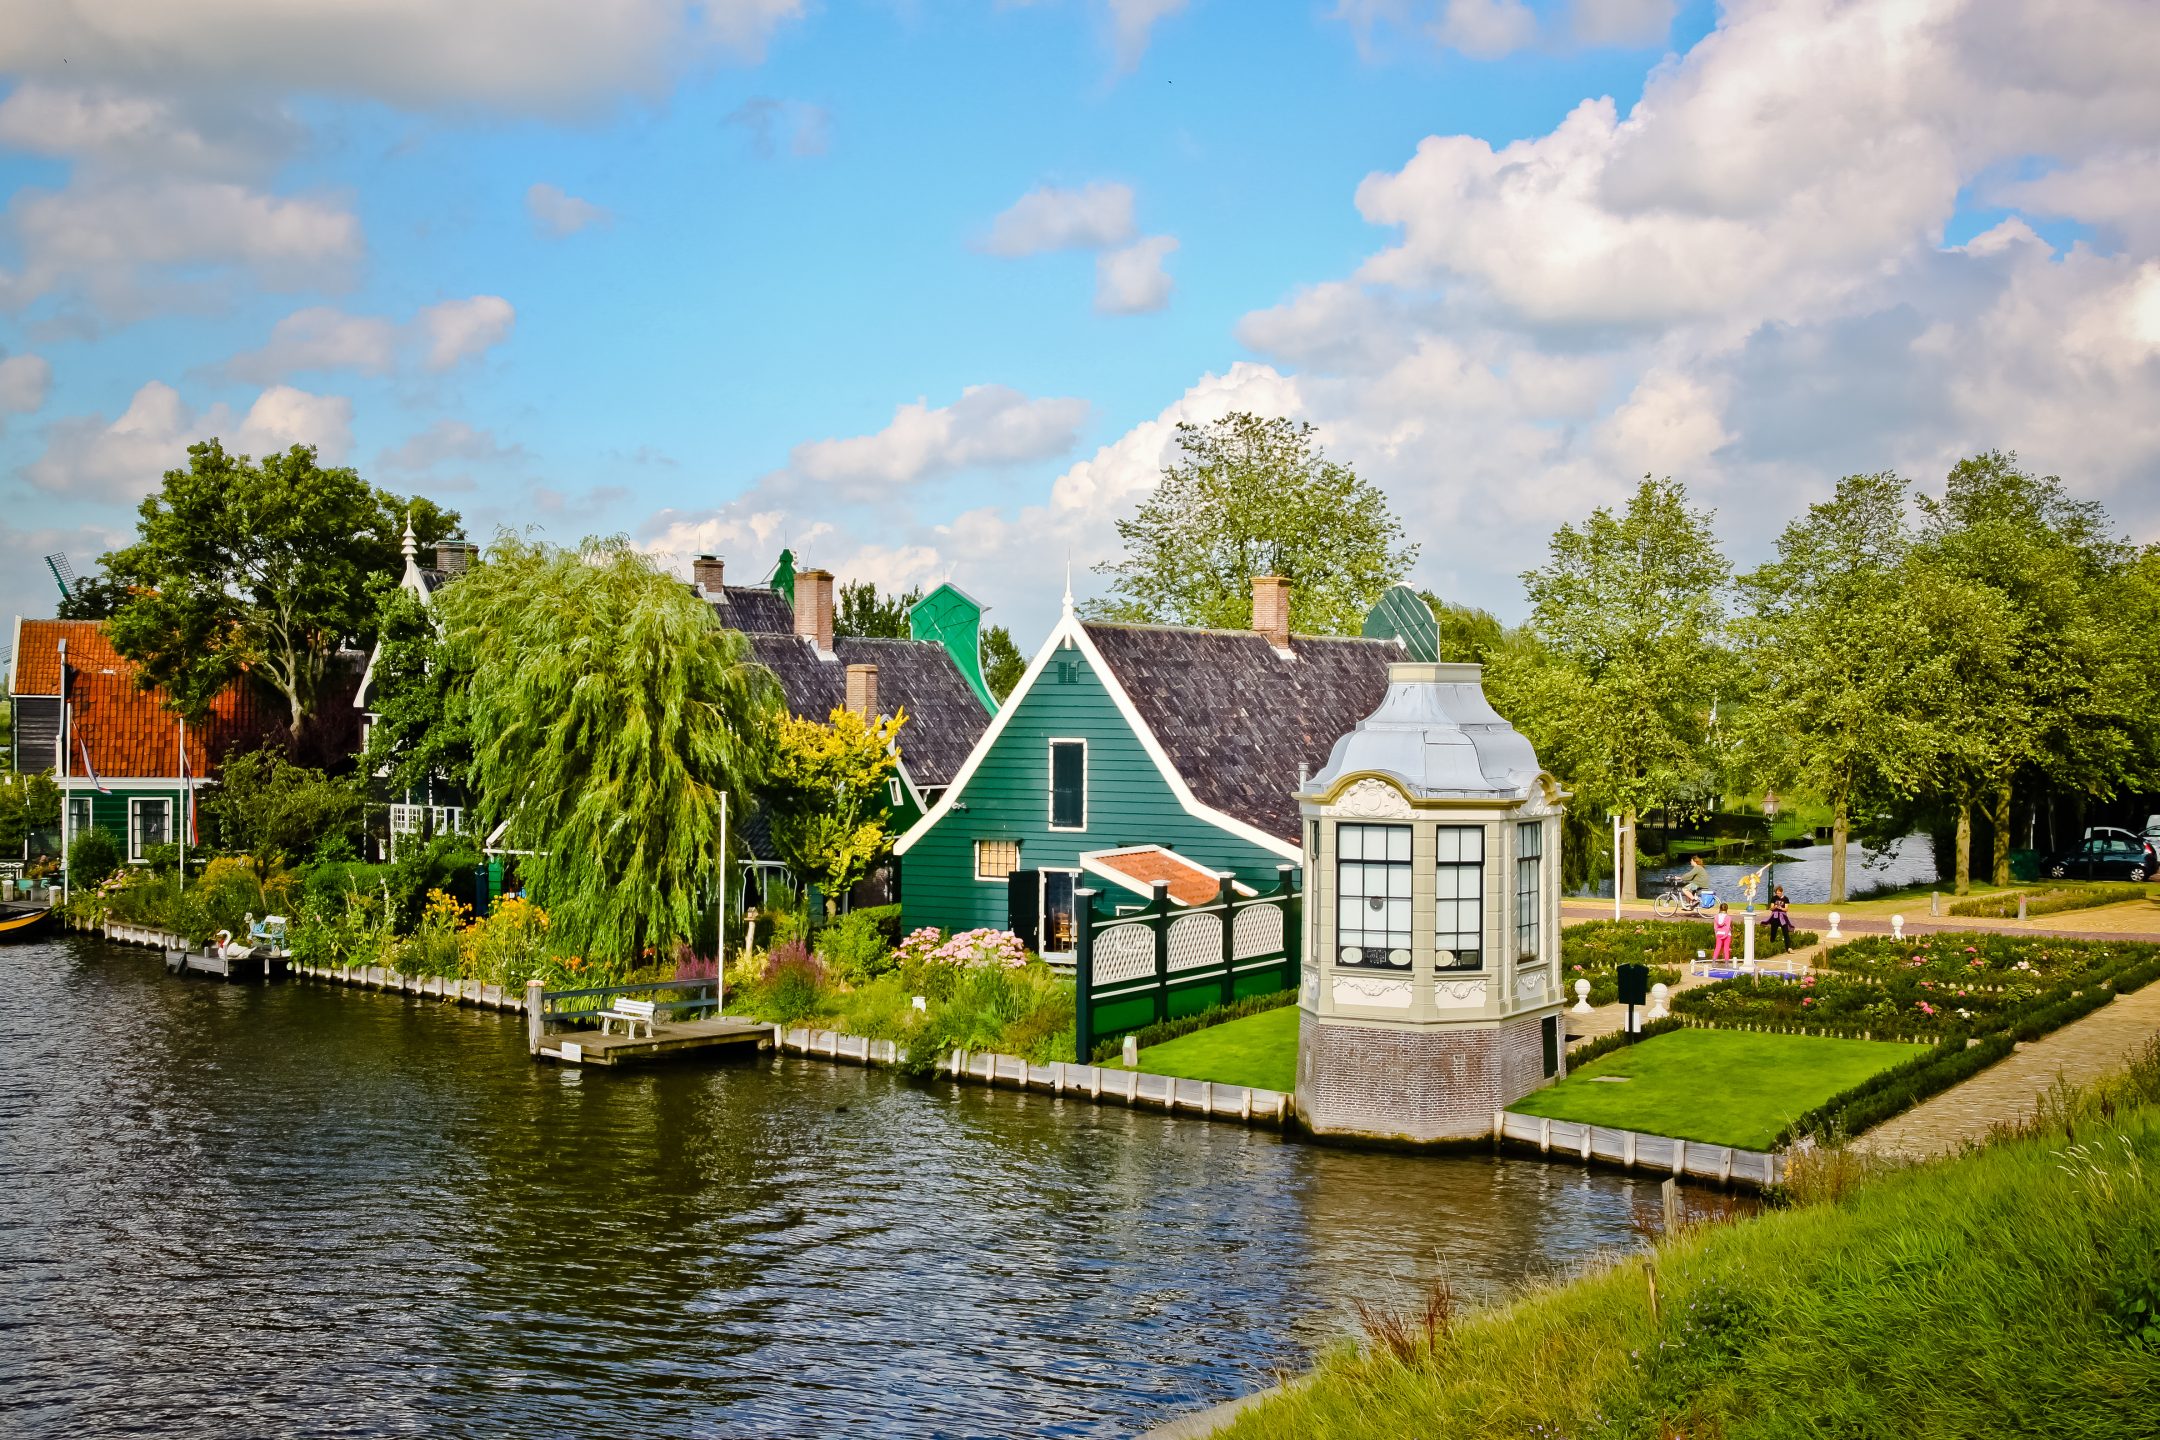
[895, 607, 1302, 862]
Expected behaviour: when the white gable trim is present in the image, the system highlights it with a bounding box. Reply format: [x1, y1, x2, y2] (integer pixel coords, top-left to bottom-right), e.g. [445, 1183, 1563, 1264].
[895, 607, 1302, 863]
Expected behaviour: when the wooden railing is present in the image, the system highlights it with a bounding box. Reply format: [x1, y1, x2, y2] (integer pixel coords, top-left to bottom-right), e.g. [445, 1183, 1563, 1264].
[1073, 866, 1301, 1063]
[524, 977, 721, 1051]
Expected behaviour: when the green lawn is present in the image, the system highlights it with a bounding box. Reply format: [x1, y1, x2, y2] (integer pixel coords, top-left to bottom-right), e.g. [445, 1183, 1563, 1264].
[1509, 1028, 1927, 1150]
[1115, 1004, 1299, 1093]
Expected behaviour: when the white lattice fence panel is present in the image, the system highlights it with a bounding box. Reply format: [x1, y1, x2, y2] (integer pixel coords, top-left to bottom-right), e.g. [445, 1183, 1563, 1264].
[1166, 913, 1222, 972]
[1092, 923, 1155, 985]
[1232, 904, 1283, 961]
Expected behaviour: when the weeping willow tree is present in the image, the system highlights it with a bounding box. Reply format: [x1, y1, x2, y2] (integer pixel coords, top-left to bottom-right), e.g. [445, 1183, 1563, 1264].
[438, 535, 779, 968]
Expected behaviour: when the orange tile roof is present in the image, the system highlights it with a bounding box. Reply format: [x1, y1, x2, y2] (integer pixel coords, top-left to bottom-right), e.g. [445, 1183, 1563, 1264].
[12, 618, 279, 780]
[1084, 846, 1232, 906]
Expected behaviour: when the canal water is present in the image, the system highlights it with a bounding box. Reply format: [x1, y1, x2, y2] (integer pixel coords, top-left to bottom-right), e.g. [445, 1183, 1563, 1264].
[3, 939, 1670, 1439]
[1577, 833, 1940, 906]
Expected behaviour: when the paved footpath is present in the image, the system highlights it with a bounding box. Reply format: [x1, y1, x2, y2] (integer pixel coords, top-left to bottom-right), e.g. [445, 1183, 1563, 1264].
[1561, 898, 2160, 945]
[1853, 981, 2160, 1162]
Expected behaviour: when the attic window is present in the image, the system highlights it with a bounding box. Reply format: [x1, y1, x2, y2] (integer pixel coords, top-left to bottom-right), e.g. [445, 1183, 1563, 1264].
[1048, 739, 1087, 830]
[1055, 659, 1081, 685]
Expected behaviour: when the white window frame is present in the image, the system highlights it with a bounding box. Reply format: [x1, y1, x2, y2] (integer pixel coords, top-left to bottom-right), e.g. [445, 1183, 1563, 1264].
[888, 777, 904, 808]
[1515, 821, 1543, 962]
[1047, 737, 1089, 832]
[1039, 867, 1082, 959]
[129, 797, 172, 862]
[975, 838, 1021, 882]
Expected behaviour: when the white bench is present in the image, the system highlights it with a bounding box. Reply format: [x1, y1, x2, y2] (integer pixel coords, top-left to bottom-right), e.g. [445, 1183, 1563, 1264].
[596, 996, 658, 1038]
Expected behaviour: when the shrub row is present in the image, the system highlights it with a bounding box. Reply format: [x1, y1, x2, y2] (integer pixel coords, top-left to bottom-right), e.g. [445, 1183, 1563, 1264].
[1564, 1015, 1685, 1069]
[1949, 882, 2152, 918]
[1775, 1032, 2016, 1146]
[1086, 988, 1297, 1063]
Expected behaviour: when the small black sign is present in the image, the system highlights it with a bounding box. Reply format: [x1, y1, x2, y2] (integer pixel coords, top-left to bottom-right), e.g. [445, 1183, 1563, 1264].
[1616, 962, 1650, 1007]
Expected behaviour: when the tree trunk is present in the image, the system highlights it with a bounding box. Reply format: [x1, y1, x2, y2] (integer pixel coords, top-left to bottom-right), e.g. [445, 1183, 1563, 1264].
[1991, 781, 2012, 888]
[1830, 794, 1849, 905]
[1954, 800, 1972, 896]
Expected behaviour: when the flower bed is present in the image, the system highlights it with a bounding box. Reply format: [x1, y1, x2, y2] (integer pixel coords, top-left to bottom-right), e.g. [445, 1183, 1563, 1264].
[1562, 919, 1819, 1006]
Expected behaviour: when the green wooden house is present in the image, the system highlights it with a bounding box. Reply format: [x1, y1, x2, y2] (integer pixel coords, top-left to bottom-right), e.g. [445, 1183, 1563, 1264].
[8, 617, 277, 876]
[896, 577, 1423, 958]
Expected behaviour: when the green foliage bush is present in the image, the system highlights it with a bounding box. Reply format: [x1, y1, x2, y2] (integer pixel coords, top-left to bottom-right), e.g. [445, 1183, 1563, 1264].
[68, 827, 122, 889]
[816, 906, 898, 984]
[760, 942, 826, 1023]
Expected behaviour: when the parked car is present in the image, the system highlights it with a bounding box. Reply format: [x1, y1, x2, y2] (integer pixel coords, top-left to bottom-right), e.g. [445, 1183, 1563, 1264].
[2037, 827, 2157, 881]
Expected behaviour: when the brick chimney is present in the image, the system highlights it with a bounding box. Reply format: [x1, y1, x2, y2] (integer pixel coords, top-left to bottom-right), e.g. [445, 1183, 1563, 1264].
[846, 663, 879, 720]
[1252, 575, 1291, 651]
[692, 554, 725, 595]
[794, 568, 835, 656]
[436, 539, 477, 577]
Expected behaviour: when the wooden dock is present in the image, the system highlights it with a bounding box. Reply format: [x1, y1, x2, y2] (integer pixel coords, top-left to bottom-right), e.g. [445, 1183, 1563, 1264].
[533, 1015, 772, 1067]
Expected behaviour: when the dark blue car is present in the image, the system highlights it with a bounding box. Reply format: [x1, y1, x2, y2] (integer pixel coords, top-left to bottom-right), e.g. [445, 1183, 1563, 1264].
[2039, 828, 2157, 882]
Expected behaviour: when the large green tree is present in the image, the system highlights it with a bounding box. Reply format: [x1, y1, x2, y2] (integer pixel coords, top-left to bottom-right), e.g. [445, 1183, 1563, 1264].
[1498, 476, 1729, 902]
[1913, 452, 2143, 890]
[440, 535, 779, 967]
[764, 706, 905, 910]
[100, 441, 458, 741]
[1736, 473, 1966, 902]
[361, 581, 473, 799]
[1090, 413, 1417, 634]
[834, 580, 923, 639]
[201, 748, 365, 876]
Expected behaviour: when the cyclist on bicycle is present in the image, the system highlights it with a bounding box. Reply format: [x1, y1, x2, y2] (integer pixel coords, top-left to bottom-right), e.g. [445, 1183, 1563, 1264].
[1679, 855, 1709, 908]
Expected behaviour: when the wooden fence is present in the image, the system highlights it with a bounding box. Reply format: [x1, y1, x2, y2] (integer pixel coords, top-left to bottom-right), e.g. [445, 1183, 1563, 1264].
[1491, 1110, 1786, 1188]
[1073, 867, 1301, 1063]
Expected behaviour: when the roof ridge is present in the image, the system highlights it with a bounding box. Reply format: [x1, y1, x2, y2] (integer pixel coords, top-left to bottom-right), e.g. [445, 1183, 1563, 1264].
[1084, 619, 1397, 644]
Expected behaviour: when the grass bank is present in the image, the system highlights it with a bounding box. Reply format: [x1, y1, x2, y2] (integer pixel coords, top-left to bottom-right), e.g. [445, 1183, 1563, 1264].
[1507, 1029, 1927, 1150]
[1212, 1040, 2160, 1440]
[1114, 1005, 1299, 1092]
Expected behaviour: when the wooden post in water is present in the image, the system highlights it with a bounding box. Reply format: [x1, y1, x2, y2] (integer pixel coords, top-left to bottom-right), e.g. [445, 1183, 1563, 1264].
[525, 979, 545, 1053]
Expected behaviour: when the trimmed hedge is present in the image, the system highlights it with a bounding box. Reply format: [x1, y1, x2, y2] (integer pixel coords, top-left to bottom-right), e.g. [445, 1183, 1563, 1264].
[1088, 987, 1297, 1063]
[1776, 1032, 2015, 1145]
[1950, 882, 2152, 919]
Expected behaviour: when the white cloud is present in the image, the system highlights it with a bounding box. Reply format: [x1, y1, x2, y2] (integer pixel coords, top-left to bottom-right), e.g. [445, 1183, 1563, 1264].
[1105, 0, 1190, 69]
[984, 182, 1137, 257]
[789, 385, 1091, 498]
[1435, 0, 1536, 60]
[0, 351, 53, 430]
[223, 297, 517, 380]
[1990, 151, 2160, 252]
[0, 82, 297, 179]
[377, 420, 526, 475]
[416, 296, 517, 371]
[0, 1, 805, 116]
[25, 380, 353, 502]
[0, 177, 362, 319]
[525, 183, 612, 237]
[1568, 0, 1675, 49]
[226, 306, 400, 382]
[1094, 234, 1179, 314]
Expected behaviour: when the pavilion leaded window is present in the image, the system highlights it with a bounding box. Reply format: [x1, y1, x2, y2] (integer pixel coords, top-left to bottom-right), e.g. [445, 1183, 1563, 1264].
[1336, 823, 1411, 969]
[1516, 821, 1543, 960]
[1434, 825, 1483, 970]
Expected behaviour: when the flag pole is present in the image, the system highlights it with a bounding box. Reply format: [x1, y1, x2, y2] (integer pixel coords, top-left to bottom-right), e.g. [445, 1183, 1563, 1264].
[717, 789, 728, 1012]
[178, 715, 188, 887]
[57, 637, 69, 907]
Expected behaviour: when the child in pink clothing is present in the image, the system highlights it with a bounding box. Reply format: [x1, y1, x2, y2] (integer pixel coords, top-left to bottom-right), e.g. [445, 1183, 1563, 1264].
[1712, 902, 1734, 961]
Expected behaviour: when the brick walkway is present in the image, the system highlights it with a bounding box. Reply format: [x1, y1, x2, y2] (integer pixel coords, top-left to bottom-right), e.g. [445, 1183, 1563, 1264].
[1853, 982, 2160, 1162]
[1561, 899, 2160, 945]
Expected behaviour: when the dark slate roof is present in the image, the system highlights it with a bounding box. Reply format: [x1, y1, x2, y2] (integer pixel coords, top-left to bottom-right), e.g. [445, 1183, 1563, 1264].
[1083, 622, 1401, 843]
[710, 585, 796, 635]
[745, 633, 989, 788]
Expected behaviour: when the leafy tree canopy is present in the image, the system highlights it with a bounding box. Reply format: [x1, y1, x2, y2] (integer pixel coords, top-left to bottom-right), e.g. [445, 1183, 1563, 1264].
[361, 579, 473, 799]
[980, 623, 1027, 701]
[1418, 593, 1511, 663]
[835, 580, 923, 639]
[201, 747, 364, 877]
[56, 573, 127, 620]
[1090, 413, 1417, 635]
[100, 440, 459, 740]
[441, 535, 779, 966]
[1498, 476, 1728, 897]
[763, 706, 904, 909]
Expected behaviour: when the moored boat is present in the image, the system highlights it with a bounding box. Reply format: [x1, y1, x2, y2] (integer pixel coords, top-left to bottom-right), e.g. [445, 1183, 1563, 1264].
[0, 905, 57, 942]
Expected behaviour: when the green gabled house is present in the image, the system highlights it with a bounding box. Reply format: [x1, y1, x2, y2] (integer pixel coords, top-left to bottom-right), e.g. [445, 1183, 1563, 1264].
[896, 577, 1424, 958]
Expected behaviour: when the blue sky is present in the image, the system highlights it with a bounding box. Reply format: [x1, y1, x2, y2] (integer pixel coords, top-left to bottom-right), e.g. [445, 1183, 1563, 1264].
[4, 0, 2158, 649]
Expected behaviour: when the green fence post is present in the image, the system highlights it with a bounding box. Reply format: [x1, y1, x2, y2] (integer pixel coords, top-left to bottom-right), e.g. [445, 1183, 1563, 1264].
[1217, 874, 1238, 1007]
[1150, 880, 1171, 1025]
[1074, 886, 1099, 1064]
[1279, 863, 1301, 991]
